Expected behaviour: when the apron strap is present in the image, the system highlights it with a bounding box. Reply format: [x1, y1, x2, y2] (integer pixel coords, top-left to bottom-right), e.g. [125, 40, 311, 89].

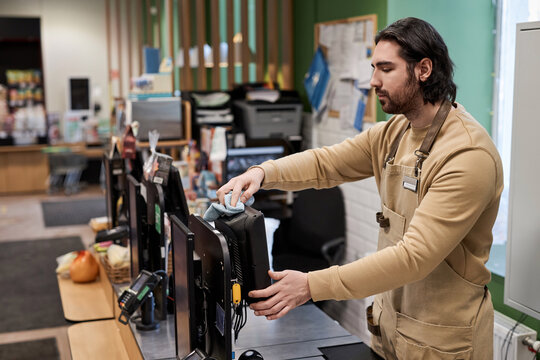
[366, 303, 381, 336]
[384, 122, 410, 168]
[383, 100, 454, 173]
[414, 100, 453, 176]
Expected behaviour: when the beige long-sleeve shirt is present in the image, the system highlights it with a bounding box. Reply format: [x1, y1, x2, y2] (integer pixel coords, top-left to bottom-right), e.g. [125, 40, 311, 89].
[256, 103, 503, 302]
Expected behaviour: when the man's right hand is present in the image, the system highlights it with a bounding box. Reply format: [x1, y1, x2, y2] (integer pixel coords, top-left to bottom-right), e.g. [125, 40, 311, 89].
[216, 167, 265, 206]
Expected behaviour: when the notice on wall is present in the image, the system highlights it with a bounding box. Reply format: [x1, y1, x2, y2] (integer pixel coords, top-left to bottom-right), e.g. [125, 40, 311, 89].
[314, 15, 376, 130]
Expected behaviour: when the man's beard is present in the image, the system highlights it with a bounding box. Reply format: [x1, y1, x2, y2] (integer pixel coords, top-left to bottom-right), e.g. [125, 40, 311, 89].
[376, 75, 421, 115]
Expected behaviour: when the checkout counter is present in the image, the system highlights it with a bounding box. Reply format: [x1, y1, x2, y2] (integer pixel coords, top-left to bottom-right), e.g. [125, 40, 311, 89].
[58, 254, 376, 360]
[0, 142, 103, 194]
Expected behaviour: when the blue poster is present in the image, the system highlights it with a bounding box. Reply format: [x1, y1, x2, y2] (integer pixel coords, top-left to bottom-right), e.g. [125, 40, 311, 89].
[304, 47, 330, 111]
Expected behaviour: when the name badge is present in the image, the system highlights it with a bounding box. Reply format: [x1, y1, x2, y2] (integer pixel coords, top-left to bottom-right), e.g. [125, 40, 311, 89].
[403, 175, 418, 192]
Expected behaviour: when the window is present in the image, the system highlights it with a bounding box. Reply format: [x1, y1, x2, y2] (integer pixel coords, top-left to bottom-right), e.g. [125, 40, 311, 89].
[488, 0, 540, 276]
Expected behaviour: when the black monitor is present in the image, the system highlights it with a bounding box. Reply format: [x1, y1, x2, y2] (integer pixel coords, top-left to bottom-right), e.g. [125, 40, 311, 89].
[185, 210, 271, 360]
[144, 165, 190, 274]
[144, 179, 166, 273]
[142, 177, 170, 321]
[171, 215, 200, 359]
[103, 152, 125, 228]
[224, 145, 286, 183]
[189, 214, 232, 360]
[214, 206, 271, 304]
[163, 166, 190, 226]
[69, 77, 90, 112]
[128, 98, 183, 141]
[143, 165, 191, 320]
[127, 174, 148, 281]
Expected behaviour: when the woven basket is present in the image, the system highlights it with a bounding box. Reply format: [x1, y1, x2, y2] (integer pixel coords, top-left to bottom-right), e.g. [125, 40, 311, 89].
[100, 254, 130, 284]
[100, 250, 173, 283]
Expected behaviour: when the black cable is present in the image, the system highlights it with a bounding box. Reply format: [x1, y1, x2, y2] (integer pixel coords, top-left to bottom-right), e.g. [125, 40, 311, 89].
[501, 314, 519, 359]
[503, 313, 528, 360]
[153, 269, 167, 278]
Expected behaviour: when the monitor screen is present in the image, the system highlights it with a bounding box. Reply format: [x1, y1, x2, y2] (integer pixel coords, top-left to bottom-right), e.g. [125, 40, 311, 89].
[144, 179, 166, 273]
[224, 146, 285, 182]
[103, 153, 124, 228]
[128, 98, 183, 142]
[69, 78, 90, 111]
[189, 214, 232, 360]
[171, 215, 196, 359]
[127, 174, 147, 281]
[163, 166, 190, 227]
[143, 179, 169, 321]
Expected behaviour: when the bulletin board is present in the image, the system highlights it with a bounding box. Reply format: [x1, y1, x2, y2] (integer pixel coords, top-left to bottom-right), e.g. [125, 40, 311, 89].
[314, 14, 378, 126]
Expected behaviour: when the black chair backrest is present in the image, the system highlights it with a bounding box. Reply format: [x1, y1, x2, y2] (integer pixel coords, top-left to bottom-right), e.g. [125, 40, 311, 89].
[288, 187, 345, 256]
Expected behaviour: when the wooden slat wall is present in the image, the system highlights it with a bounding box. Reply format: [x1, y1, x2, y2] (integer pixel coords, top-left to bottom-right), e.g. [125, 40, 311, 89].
[281, 0, 293, 89]
[105, 0, 111, 86]
[267, 0, 278, 86]
[180, 0, 193, 89]
[155, 0, 162, 49]
[167, 0, 175, 91]
[116, 0, 123, 97]
[255, 0, 264, 81]
[105, 0, 112, 133]
[241, 0, 249, 82]
[195, 0, 207, 89]
[226, 0, 234, 89]
[137, 0, 143, 75]
[211, 0, 220, 89]
[146, 0, 152, 46]
[126, 0, 132, 87]
[109, 0, 296, 93]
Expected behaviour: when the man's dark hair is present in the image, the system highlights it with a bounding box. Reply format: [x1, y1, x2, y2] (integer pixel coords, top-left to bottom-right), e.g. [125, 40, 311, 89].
[375, 17, 457, 104]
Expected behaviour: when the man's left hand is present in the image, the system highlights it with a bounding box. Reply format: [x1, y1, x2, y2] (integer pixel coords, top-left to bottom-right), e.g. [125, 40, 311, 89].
[248, 270, 311, 320]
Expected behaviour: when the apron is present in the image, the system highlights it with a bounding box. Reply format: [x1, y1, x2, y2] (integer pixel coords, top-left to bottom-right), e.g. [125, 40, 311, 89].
[368, 101, 493, 360]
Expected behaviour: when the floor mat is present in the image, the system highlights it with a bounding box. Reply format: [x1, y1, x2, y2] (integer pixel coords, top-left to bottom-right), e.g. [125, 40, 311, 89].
[0, 338, 59, 360]
[41, 197, 106, 227]
[0, 237, 84, 332]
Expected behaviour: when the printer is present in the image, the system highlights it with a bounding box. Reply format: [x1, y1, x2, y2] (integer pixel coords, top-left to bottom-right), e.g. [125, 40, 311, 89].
[233, 90, 303, 139]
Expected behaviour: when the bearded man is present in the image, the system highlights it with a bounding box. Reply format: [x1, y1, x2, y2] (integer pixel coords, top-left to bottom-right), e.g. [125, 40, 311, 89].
[217, 17, 503, 359]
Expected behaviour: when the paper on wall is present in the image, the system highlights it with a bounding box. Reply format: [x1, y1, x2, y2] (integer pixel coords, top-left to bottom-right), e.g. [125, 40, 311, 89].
[328, 24, 347, 75]
[337, 24, 357, 79]
[316, 19, 375, 130]
[366, 20, 374, 43]
[354, 21, 365, 42]
[319, 25, 333, 48]
[357, 58, 373, 88]
[326, 79, 355, 129]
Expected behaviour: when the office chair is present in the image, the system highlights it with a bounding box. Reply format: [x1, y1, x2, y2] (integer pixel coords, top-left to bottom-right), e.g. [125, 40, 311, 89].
[272, 187, 346, 273]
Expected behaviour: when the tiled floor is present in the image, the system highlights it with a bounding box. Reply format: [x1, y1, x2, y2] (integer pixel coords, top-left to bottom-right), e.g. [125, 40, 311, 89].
[0, 185, 103, 360]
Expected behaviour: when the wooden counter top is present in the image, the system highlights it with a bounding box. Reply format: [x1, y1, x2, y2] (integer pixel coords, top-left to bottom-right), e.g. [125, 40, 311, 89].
[68, 320, 131, 360]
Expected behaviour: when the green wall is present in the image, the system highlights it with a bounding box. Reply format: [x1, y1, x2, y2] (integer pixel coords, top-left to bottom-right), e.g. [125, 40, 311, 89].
[293, 0, 495, 130]
[293, 0, 539, 341]
[387, 0, 495, 132]
[387, 0, 540, 341]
